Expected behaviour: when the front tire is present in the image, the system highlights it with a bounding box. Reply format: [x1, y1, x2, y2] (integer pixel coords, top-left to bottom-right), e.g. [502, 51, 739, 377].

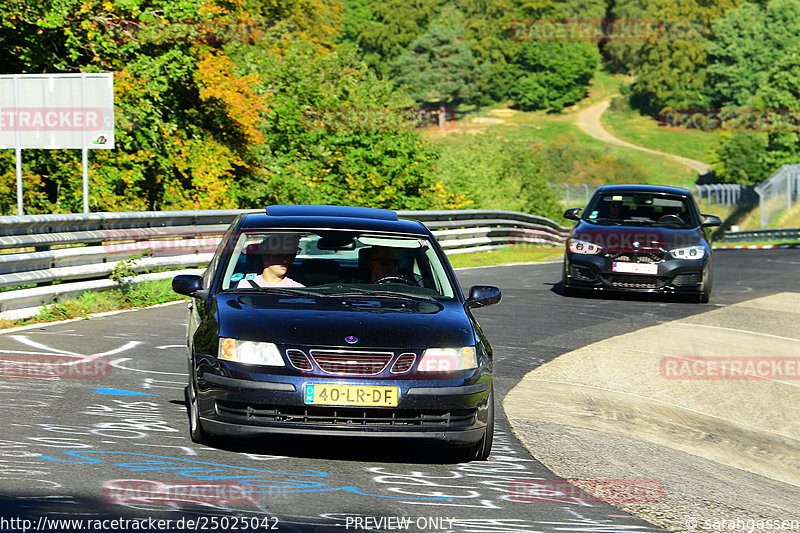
[187, 377, 210, 444]
[562, 261, 576, 297]
[699, 266, 713, 304]
[461, 389, 494, 462]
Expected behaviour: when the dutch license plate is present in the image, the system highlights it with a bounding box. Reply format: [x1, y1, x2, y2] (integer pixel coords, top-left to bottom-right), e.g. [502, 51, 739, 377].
[612, 261, 658, 275]
[304, 384, 399, 407]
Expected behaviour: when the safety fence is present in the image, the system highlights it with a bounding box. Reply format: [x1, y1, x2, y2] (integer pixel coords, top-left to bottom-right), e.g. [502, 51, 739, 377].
[0, 209, 570, 320]
[553, 183, 758, 208]
[694, 184, 756, 206]
[755, 164, 800, 228]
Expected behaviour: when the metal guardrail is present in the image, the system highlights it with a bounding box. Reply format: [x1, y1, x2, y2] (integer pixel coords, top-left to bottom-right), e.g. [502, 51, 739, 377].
[0, 209, 570, 320]
[718, 227, 800, 243]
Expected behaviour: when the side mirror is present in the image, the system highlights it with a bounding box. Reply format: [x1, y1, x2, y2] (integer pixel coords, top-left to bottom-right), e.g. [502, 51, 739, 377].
[172, 274, 204, 296]
[701, 214, 722, 227]
[466, 285, 502, 309]
[563, 208, 582, 221]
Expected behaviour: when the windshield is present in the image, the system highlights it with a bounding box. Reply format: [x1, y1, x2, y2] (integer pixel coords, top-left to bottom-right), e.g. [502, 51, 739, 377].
[217, 230, 456, 300]
[582, 192, 698, 228]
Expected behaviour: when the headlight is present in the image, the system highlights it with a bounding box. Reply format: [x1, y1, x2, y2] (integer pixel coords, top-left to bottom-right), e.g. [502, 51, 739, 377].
[669, 245, 706, 259]
[568, 239, 603, 255]
[218, 338, 284, 366]
[418, 347, 477, 372]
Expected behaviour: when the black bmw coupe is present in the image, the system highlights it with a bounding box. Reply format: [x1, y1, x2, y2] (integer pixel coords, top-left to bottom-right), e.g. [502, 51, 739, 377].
[562, 185, 721, 303]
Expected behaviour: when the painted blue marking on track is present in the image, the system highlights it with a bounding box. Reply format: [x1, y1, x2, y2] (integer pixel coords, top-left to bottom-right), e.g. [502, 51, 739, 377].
[38, 451, 452, 500]
[92, 388, 158, 396]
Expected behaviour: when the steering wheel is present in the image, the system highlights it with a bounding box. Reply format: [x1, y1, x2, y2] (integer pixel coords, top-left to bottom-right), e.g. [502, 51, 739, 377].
[658, 214, 683, 223]
[373, 275, 415, 286]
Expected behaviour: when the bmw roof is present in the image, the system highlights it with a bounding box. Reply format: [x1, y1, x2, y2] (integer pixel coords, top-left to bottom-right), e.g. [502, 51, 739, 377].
[594, 184, 693, 196]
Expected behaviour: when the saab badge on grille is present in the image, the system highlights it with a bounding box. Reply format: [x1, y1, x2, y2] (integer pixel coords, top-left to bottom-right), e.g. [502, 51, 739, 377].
[345, 336, 358, 344]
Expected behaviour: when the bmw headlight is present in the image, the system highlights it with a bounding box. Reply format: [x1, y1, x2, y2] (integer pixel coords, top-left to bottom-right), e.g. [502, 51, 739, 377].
[669, 245, 706, 260]
[568, 239, 603, 255]
[418, 347, 477, 372]
[218, 338, 284, 366]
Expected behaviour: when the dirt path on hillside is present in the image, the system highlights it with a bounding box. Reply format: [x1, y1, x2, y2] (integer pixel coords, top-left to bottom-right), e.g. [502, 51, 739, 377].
[576, 99, 710, 174]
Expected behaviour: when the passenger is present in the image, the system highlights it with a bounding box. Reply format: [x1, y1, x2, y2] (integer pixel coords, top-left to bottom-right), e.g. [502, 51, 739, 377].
[367, 246, 401, 282]
[607, 200, 626, 219]
[237, 234, 304, 288]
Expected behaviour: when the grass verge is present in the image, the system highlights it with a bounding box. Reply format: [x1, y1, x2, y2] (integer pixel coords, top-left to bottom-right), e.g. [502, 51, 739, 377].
[449, 244, 564, 269]
[0, 279, 187, 330]
[601, 104, 716, 165]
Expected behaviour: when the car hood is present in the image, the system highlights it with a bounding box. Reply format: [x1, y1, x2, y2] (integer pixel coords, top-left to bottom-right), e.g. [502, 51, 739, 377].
[570, 222, 705, 251]
[215, 293, 476, 349]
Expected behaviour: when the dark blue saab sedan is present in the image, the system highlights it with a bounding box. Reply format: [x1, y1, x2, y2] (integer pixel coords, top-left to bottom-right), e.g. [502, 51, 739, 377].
[172, 205, 501, 460]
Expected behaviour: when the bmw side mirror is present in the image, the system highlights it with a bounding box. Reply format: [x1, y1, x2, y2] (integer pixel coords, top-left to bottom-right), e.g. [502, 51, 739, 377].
[466, 285, 502, 308]
[172, 274, 204, 296]
[563, 208, 582, 221]
[701, 214, 722, 227]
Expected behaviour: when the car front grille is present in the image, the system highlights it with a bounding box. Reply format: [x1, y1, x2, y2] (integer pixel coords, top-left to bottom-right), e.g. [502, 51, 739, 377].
[215, 401, 477, 428]
[286, 349, 313, 371]
[607, 252, 665, 264]
[673, 273, 701, 286]
[308, 350, 394, 375]
[570, 265, 596, 281]
[604, 275, 668, 289]
[390, 353, 417, 374]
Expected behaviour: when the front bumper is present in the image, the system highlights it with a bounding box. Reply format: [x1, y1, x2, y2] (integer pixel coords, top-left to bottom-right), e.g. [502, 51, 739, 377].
[194, 364, 492, 444]
[564, 253, 708, 294]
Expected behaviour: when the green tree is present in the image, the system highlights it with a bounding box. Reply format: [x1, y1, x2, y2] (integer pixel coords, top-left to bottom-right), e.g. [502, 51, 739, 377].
[704, 0, 800, 108]
[708, 132, 770, 184]
[752, 45, 800, 173]
[0, 0, 463, 214]
[392, 23, 482, 125]
[434, 134, 564, 219]
[341, 0, 445, 76]
[603, 0, 659, 73]
[509, 41, 599, 110]
[232, 38, 461, 210]
[627, 0, 737, 116]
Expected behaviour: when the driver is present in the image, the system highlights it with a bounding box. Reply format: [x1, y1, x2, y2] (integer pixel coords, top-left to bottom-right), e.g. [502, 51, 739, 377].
[367, 246, 401, 282]
[237, 233, 305, 288]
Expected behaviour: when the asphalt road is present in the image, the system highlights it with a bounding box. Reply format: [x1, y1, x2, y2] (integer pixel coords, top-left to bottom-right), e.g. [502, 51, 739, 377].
[0, 249, 795, 533]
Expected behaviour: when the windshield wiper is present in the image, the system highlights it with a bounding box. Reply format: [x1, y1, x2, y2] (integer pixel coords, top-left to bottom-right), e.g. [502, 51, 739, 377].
[333, 290, 436, 301]
[590, 217, 623, 224]
[620, 219, 657, 225]
[231, 287, 320, 296]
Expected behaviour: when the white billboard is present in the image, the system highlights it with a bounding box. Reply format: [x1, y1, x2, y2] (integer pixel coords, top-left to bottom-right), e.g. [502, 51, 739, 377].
[0, 73, 114, 149]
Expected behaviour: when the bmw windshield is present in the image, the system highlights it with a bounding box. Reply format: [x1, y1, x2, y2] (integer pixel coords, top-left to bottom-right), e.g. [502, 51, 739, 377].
[582, 192, 699, 228]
